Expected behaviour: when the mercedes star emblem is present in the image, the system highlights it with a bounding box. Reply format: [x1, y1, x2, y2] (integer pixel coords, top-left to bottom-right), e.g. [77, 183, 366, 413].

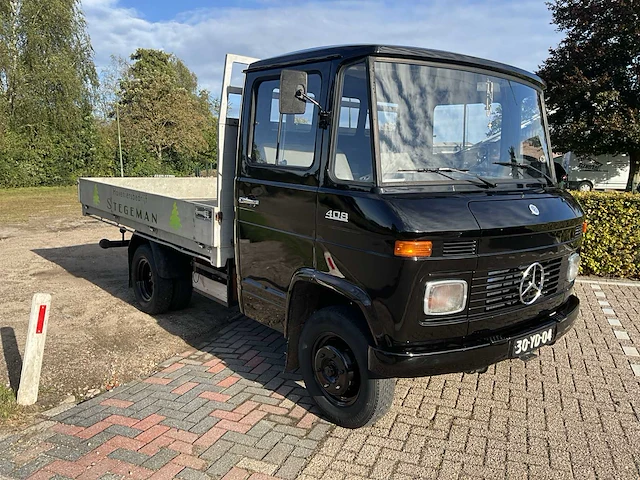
[529, 204, 540, 215]
[519, 262, 545, 305]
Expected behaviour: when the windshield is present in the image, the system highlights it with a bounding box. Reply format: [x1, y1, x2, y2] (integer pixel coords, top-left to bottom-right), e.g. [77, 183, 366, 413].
[373, 61, 553, 186]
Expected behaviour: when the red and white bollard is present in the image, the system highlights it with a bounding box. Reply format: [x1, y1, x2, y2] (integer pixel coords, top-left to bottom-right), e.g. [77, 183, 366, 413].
[17, 293, 51, 406]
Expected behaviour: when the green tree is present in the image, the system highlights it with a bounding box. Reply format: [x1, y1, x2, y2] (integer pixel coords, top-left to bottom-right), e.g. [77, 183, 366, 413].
[538, 0, 640, 192]
[0, 0, 99, 186]
[115, 49, 214, 174]
[95, 55, 129, 122]
[199, 93, 219, 171]
[1, 0, 96, 131]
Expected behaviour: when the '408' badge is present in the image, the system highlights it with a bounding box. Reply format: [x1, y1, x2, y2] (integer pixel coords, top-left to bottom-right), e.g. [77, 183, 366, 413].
[325, 210, 349, 223]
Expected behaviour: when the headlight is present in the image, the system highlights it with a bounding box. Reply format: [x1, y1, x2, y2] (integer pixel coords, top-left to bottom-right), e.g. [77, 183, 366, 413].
[567, 253, 581, 283]
[424, 280, 468, 315]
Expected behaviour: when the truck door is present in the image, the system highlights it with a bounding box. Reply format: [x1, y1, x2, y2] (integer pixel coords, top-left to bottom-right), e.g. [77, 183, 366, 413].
[236, 64, 328, 331]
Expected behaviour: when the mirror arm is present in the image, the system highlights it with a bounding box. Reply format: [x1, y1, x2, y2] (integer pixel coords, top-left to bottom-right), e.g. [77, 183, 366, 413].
[295, 89, 321, 109]
[295, 89, 331, 129]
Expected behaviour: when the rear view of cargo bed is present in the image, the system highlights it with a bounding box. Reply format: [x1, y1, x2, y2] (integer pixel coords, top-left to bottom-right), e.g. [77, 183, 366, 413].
[78, 176, 232, 267]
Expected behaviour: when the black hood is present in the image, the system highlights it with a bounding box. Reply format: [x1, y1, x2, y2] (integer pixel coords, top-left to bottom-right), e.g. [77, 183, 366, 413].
[386, 190, 583, 241]
[468, 193, 583, 232]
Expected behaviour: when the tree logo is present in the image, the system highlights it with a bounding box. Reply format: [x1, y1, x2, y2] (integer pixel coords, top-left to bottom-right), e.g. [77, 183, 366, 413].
[170, 202, 182, 230]
[93, 185, 100, 206]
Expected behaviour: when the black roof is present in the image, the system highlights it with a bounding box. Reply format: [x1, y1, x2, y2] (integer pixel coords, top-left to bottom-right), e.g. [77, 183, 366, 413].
[247, 44, 544, 88]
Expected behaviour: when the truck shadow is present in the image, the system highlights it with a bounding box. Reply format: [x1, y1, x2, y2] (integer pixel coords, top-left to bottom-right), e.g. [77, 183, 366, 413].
[33, 243, 132, 304]
[32, 243, 237, 344]
[1, 327, 22, 394]
[32, 244, 323, 421]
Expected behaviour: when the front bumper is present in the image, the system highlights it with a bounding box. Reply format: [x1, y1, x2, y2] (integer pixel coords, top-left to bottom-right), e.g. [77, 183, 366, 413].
[368, 294, 579, 378]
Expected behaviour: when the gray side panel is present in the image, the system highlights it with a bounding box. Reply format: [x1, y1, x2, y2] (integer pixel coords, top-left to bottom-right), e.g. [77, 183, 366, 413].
[79, 178, 216, 262]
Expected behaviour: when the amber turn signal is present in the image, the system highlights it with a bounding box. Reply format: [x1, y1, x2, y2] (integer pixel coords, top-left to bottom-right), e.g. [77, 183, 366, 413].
[582, 221, 588, 233]
[394, 240, 433, 258]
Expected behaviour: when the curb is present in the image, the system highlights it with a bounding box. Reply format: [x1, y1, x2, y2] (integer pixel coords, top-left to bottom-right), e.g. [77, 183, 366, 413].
[576, 277, 640, 287]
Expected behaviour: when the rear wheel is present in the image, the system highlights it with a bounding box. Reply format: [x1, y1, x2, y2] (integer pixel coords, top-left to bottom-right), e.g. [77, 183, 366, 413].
[131, 244, 173, 314]
[298, 306, 395, 428]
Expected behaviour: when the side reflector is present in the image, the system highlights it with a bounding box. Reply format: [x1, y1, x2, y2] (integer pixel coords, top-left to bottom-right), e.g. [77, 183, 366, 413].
[394, 240, 432, 258]
[582, 221, 588, 233]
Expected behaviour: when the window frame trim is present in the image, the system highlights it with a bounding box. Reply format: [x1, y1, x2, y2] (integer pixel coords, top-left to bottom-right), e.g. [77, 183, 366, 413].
[248, 71, 323, 171]
[370, 56, 552, 188]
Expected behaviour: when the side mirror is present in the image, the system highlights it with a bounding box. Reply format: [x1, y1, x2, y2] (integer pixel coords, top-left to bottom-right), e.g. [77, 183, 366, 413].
[279, 70, 307, 115]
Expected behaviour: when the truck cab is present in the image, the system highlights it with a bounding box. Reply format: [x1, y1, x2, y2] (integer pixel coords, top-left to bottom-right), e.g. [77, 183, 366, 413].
[81, 45, 583, 428]
[232, 46, 582, 427]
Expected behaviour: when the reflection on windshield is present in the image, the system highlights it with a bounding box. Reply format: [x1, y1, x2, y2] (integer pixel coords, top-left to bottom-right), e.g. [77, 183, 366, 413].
[373, 61, 552, 185]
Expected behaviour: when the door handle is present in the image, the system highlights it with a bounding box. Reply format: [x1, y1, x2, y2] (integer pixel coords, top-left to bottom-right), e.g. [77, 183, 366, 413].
[238, 196, 260, 207]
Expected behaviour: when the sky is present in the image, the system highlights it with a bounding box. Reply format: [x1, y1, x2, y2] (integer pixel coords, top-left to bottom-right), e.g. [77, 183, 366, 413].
[80, 0, 563, 97]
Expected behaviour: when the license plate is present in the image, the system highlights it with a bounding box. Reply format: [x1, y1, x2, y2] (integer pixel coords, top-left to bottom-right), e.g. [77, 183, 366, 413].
[511, 326, 555, 357]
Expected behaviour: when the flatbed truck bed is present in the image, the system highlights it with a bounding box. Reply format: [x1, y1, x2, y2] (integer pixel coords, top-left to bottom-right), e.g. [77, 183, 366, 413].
[78, 176, 232, 267]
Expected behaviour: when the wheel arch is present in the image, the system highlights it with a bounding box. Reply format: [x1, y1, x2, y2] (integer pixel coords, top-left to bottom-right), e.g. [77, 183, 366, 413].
[284, 268, 382, 371]
[128, 234, 191, 286]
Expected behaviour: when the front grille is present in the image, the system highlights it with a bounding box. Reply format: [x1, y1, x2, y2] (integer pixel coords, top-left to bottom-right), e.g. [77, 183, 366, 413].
[443, 240, 477, 256]
[469, 257, 563, 314]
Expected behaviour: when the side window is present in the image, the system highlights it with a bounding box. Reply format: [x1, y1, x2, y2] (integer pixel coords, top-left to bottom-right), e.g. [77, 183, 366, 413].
[251, 74, 321, 168]
[333, 63, 373, 182]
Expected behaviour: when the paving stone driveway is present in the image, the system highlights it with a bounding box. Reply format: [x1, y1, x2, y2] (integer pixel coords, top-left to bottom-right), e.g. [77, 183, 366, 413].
[1, 281, 640, 480]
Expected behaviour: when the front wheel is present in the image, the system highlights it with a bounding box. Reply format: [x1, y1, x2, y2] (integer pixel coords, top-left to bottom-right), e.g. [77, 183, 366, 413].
[298, 306, 395, 428]
[577, 181, 593, 192]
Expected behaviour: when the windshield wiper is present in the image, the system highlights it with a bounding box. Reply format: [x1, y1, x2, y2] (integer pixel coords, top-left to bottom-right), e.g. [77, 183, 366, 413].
[398, 167, 497, 188]
[493, 162, 554, 185]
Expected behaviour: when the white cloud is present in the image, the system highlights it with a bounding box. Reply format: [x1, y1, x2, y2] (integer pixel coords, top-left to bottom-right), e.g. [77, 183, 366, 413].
[82, 0, 561, 96]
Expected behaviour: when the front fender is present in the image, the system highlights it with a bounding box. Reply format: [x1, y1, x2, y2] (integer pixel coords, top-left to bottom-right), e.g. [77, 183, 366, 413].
[286, 268, 384, 344]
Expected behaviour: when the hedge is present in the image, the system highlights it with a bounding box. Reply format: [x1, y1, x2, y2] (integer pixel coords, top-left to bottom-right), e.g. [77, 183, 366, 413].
[571, 191, 640, 279]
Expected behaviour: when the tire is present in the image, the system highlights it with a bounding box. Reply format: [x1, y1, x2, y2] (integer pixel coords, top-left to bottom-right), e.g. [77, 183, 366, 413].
[131, 244, 173, 314]
[298, 306, 395, 428]
[170, 275, 193, 310]
[577, 181, 593, 192]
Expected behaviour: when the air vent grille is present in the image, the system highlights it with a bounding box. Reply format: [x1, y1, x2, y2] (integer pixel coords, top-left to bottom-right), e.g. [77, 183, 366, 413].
[442, 240, 477, 256]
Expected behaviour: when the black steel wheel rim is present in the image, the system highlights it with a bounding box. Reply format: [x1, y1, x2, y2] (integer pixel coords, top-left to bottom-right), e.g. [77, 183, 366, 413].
[312, 334, 360, 407]
[136, 258, 154, 302]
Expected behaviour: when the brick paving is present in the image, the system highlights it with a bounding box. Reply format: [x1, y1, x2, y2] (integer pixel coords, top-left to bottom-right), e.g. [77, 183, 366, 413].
[298, 281, 640, 480]
[1, 281, 640, 479]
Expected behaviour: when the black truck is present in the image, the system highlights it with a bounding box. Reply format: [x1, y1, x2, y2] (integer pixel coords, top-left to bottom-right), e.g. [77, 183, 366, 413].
[79, 45, 583, 428]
